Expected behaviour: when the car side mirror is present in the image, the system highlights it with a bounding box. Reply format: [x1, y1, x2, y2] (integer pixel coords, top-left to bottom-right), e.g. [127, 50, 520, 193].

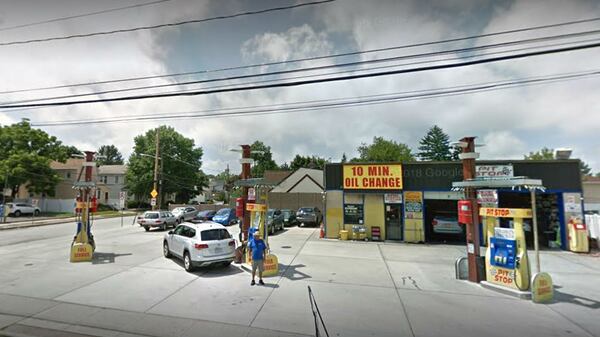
[168, 230, 174, 235]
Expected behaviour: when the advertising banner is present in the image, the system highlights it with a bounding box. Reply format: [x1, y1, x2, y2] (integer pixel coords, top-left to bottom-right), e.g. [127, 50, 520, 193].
[476, 165, 514, 178]
[343, 164, 402, 190]
[404, 191, 424, 243]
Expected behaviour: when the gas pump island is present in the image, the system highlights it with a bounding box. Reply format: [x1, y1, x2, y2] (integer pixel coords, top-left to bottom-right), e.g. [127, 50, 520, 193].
[70, 152, 98, 263]
[244, 202, 279, 277]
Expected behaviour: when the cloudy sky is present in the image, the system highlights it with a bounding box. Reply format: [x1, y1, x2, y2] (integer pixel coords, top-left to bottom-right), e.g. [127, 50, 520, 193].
[1, 0, 599, 175]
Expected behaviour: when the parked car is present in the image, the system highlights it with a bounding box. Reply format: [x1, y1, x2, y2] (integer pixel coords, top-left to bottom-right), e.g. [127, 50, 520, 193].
[171, 206, 198, 223]
[296, 207, 322, 226]
[6, 203, 41, 217]
[267, 209, 285, 235]
[191, 210, 216, 223]
[432, 216, 463, 234]
[212, 208, 237, 226]
[281, 209, 297, 227]
[163, 222, 235, 272]
[138, 211, 177, 231]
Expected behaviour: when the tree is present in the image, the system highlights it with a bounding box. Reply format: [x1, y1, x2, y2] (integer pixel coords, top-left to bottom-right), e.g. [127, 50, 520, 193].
[417, 125, 455, 161]
[341, 153, 348, 163]
[64, 145, 82, 157]
[580, 161, 592, 176]
[250, 141, 278, 177]
[97, 145, 124, 165]
[279, 162, 290, 170]
[524, 147, 554, 160]
[290, 155, 326, 170]
[354, 136, 414, 162]
[126, 126, 207, 206]
[0, 120, 70, 198]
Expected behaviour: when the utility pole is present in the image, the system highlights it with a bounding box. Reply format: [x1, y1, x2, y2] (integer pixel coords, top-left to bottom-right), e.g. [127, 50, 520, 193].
[152, 129, 160, 210]
[2, 174, 7, 223]
[459, 137, 482, 283]
[241, 145, 251, 241]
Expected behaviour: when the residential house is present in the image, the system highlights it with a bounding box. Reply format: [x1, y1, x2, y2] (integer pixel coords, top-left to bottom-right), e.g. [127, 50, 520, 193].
[97, 165, 128, 208]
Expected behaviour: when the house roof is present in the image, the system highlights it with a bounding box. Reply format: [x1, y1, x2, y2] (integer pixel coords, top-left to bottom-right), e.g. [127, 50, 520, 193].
[271, 168, 324, 193]
[50, 158, 84, 170]
[263, 170, 292, 185]
[98, 165, 127, 175]
[583, 176, 600, 184]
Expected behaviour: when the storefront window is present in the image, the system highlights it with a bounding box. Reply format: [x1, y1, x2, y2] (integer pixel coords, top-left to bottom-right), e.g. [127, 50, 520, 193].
[344, 204, 364, 224]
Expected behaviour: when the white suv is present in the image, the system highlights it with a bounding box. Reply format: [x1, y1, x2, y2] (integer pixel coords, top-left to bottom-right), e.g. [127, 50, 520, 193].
[163, 222, 235, 272]
[6, 203, 41, 217]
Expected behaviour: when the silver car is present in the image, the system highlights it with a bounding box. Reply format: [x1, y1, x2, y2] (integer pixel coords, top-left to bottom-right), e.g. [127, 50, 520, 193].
[296, 207, 322, 226]
[171, 206, 198, 223]
[6, 203, 41, 217]
[138, 211, 177, 231]
[163, 222, 235, 272]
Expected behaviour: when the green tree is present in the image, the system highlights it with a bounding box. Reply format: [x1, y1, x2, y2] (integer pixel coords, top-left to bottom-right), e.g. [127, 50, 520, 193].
[353, 137, 414, 162]
[580, 161, 592, 176]
[290, 155, 326, 170]
[64, 145, 82, 157]
[126, 126, 206, 206]
[418, 125, 454, 161]
[97, 145, 124, 165]
[524, 147, 554, 160]
[279, 162, 290, 170]
[250, 141, 278, 177]
[0, 120, 70, 197]
[341, 153, 348, 163]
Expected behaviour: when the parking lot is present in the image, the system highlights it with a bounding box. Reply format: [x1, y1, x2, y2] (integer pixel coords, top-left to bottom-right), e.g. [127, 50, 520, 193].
[1, 217, 599, 337]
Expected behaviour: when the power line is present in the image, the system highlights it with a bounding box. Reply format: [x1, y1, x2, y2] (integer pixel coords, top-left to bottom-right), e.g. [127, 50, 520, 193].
[2, 15, 599, 95]
[4, 41, 600, 109]
[5, 30, 600, 106]
[0, 0, 335, 47]
[30, 69, 600, 127]
[0, 0, 174, 32]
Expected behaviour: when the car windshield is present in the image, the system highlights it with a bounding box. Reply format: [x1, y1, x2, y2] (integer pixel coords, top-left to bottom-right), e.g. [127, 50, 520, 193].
[200, 228, 231, 240]
[216, 208, 229, 215]
[299, 208, 314, 213]
[282, 210, 291, 217]
[144, 212, 159, 219]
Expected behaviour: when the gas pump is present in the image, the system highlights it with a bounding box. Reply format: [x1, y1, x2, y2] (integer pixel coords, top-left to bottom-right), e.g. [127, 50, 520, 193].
[70, 151, 97, 263]
[567, 217, 589, 252]
[245, 202, 279, 277]
[480, 207, 532, 291]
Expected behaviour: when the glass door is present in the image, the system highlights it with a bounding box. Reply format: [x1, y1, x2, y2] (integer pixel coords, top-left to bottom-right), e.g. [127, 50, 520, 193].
[385, 204, 403, 240]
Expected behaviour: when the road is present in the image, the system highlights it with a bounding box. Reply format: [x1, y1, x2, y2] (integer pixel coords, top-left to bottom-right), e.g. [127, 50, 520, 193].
[0, 217, 599, 337]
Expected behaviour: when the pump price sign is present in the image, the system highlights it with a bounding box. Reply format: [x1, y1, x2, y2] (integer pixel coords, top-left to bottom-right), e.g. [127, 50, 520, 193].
[343, 164, 402, 190]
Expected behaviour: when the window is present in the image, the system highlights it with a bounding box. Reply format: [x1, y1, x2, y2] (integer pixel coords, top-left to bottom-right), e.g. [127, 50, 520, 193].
[173, 225, 186, 235]
[201, 229, 230, 241]
[115, 176, 119, 184]
[144, 212, 159, 219]
[186, 228, 196, 238]
[66, 172, 71, 179]
[344, 204, 364, 224]
[104, 192, 109, 201]
[102, 176, 108, 184]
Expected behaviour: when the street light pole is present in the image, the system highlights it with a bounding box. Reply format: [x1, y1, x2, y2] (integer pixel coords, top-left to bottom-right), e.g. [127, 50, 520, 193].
[152, 130, 160, 210]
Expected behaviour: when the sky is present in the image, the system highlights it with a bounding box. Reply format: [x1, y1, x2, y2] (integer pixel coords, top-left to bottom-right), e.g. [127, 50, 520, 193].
[0, 0, 599, 175]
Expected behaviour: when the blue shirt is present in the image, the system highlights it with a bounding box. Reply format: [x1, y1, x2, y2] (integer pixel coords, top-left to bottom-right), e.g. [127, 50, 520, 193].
[249, 239, 267, 261]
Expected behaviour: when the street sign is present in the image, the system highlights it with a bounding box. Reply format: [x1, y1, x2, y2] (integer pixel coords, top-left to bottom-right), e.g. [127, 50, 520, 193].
[150, 198, 157, 206]
[248, 187, 256, 201]
[31, 199, 39, 207]
[119, 191, 127, 200]
[150, 189, 158, 198]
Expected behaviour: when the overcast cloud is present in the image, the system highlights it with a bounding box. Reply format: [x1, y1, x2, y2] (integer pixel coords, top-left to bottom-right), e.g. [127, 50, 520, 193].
[0, 0, 599, 174]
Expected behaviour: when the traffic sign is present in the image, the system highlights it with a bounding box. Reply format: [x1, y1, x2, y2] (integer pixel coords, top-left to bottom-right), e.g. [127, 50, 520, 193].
[119, 191, 127, 200]
[150, 198, 157, 206]
[150, 189, 158, 198]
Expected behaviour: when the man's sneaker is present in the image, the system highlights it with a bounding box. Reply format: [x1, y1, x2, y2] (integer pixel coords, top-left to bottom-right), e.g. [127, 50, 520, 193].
[251, 280, 256, 286]
[259, 279, 265, 285]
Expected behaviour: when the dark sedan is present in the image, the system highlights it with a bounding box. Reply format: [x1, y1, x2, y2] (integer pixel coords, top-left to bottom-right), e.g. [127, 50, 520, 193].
[190, 210, 216, 223]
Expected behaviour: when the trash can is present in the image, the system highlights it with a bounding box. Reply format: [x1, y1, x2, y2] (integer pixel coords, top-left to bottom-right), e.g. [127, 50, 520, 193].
[339, 230, 349, 240]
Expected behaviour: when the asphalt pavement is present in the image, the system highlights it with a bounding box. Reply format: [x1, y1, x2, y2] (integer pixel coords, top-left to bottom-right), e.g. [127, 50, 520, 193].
[0, 217, 599, 337]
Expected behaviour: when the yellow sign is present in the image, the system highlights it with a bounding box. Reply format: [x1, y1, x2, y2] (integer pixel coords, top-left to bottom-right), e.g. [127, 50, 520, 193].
[262, 254, 279, 277]
[480, 207, 532, 218]
[531, 272, 554, 303]
[70, 243, 93, 262]
[246, 203, 267, 212]
[343, 164, 403, 190]
[150, 189, 158, 198]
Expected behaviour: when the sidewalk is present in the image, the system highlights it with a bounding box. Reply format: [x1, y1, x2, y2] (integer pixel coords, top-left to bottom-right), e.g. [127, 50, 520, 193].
[0, 213, 137, 231]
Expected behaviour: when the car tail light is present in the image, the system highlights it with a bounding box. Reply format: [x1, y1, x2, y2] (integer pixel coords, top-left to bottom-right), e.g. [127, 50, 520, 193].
[194, 243, 209, 250]
[156, 221, 162, 224]
[228, 240, 235, 247]
[432, 219, 438, 226]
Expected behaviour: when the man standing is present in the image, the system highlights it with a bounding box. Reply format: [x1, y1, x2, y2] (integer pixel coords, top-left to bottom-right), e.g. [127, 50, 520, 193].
[248, 232, 267, 285]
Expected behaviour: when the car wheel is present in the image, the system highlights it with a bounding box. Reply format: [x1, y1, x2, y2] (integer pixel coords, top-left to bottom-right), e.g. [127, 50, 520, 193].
[184, 252, 194, 272]
[14, 210, 21, 217]
[144, 226, 150, 232]
[34, 210, 40, 216]
[163, 241, 171, 258]
[221, 261, 232, 267]
[270, 225, 275, 235]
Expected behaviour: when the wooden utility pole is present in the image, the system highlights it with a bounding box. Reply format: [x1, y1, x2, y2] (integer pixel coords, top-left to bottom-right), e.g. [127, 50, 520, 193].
[460, 137, 482, 283]
[241, 145, 251, 240]
[152, 129, 160, 210]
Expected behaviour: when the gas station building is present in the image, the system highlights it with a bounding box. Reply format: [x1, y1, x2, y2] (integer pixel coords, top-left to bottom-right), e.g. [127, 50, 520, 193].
[323, 160, 584, 250]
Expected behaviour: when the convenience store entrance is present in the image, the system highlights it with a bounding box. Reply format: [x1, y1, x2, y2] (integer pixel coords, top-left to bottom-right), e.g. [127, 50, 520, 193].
[385, 204, 403, 240]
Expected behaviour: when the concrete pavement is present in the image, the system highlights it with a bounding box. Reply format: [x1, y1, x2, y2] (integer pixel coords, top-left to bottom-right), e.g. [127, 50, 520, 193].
[0, 217, 599, 337]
